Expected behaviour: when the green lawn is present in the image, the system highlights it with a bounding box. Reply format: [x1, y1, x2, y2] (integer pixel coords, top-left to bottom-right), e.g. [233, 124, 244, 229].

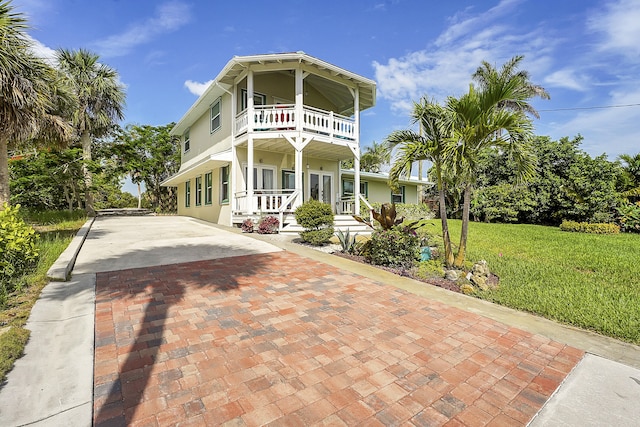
[432, 219, 640, 344]
[0, 211, 86, 381]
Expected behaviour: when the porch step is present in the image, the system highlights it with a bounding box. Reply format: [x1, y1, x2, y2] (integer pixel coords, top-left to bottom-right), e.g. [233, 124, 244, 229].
[280, 214, 372, 236]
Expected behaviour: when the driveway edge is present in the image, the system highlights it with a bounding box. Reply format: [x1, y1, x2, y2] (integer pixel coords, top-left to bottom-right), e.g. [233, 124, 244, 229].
[47, 217, 95, 281]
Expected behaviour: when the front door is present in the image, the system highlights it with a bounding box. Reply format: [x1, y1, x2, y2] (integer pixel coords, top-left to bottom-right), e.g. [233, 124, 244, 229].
[309, 171, 334, 210]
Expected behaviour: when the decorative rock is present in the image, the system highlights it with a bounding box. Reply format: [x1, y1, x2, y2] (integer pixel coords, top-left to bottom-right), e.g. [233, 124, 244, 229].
[469, 260, 496, 291]
[445, 269, 459, 281]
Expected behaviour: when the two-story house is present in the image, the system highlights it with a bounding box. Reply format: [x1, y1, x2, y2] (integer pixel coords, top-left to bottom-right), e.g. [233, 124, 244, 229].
[162, 52, 423, 231]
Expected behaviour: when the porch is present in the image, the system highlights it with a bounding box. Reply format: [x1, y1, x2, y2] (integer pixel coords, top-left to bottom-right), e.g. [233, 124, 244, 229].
[232, 189, 373, 233]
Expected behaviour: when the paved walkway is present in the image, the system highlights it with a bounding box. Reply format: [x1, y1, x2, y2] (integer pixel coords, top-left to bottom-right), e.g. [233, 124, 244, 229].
[2, 215, 640, 426]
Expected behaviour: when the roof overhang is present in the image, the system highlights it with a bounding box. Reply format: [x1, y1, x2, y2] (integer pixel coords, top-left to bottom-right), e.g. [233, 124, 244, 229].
[161, 150, 232, 187]
[171, 52, 377, 136]
[340, 169, 434, 186]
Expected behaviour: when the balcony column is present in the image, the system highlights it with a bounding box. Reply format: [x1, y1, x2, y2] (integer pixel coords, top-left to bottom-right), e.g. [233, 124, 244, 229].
[247, 70, 255, 212]
[354, 87, 361, 214]
[295, 67, 303, 132]
[294, 145, 303, 209]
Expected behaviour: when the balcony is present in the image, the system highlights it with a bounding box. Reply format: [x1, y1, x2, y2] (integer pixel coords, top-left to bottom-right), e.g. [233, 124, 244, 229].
[235, 104, 356, 142]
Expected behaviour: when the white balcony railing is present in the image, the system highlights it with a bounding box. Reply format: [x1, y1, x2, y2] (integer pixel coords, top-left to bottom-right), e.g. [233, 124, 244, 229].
[235, 104, 355, 141]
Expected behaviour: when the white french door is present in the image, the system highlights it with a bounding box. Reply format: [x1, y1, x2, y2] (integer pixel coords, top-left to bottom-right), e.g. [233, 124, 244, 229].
[308, 170, 334, 210]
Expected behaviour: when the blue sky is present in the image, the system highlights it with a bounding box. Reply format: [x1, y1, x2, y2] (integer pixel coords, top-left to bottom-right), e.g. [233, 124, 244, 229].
[18, 0, 640, 163]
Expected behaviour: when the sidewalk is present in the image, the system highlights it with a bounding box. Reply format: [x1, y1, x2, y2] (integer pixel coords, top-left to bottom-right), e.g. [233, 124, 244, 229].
[0, 216, 638, 426]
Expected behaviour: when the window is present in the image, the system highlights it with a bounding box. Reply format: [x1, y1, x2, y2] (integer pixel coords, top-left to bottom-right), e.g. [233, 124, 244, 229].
[391, 186, 405, 204]
[241, 89, 266, 110]
[243, 164, 275, 190]
[282, 170, 295, 190]
[204, 172, 213, 205]
[220, 166, 229, 203]
[195, 175, 202, 206]
[183, 129, 190, 153]
[342, 179, 368, 198]
[210, 98, 221, 133]
[185, 180, 191, 207]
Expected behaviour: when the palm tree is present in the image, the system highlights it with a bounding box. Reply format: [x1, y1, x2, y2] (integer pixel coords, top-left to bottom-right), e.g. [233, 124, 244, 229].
[618, 153, 640, 199]
[56, 48, 126, 215]
[386, 98, 455, 267]
[445, 82, 536, 267]
[360, 140, 391, 173]
[472, 55, 550, 119]
[0, 1, 74, 206]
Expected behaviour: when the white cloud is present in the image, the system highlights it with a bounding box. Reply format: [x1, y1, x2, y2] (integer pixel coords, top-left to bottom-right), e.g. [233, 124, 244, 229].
[589, 0, 640, 59]
[544, 69, 589, 91]
[184, 80, 213, 96]
[27, 35, 57, 64]
[372, 0, 551, 113]
[94, 1, 191, 57]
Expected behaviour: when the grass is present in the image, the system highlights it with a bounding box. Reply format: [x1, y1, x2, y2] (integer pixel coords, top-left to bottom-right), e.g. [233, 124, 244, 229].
[421, 219, 640, 344]
[0, 211, 86, 381]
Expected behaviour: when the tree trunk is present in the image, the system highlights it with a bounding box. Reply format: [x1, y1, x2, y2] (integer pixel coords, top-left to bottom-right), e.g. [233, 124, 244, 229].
[81, 131, 95, 216]
[0, 139, 9, 207]
[63, 184, 73, 212]
[454, 183, 472, 268]
[137, 182, 142, 209]
[436, 163, 455, 267]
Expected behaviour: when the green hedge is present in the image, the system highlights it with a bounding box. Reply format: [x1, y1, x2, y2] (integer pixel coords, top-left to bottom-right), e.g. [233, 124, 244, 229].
[559, 220, 620, 234]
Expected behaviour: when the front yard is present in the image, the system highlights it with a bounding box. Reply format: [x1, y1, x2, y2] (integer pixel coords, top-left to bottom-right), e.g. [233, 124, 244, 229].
[437, 220, 640, 344]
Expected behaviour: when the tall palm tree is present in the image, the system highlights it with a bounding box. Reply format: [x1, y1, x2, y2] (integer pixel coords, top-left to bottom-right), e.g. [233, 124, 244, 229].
[445, 82, 536, 267]
[472, 55, 550, 119]
[0, 1, 74, 206]
[56, 48, 126, 215]
[386, 98, 455, 267]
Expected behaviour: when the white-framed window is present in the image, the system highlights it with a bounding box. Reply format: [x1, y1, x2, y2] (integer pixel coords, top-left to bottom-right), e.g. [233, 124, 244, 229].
[210, 98, 221, 133]
[204, 172, 213, 205]
[391, 186, 405, 204]
[183, 129, 190, 153]
[220, 166, 229, 204]
[243, 164, 275, 190]
[195, 175, 202, 206]
[241, 89, 266, 111]
[282, 170, 295, 190]
[185, 180, 191, 207]
[342, 179, 368, 197]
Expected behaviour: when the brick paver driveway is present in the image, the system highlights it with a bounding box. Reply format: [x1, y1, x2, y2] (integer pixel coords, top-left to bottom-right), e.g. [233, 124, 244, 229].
[93, 251, 583, 426]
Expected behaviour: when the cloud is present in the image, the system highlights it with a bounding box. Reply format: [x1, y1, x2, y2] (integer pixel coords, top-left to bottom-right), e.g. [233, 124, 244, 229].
[27, 35, 57, 64]
[544, 69, 589, 91]
[94, 1, 191, 57]
[184, 80, 213, 96]
[588, 0, 640, 59]
[372, 0, 551, 113]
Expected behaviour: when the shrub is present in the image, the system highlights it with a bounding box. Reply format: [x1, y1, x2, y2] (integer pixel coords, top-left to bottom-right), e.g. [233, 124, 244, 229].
[367, 227, 420, 267]
[616, 201, 640, 233]
[241, 218, 254, 233]
[559, 220, 620, 234]
[257, 216, 279, 234]
[0, 204, 39, 294]
[337, 228, 358, 254]
[416, 259, 445, 279]
[295, 200, 334, 245]
[359, 202, 434, 221]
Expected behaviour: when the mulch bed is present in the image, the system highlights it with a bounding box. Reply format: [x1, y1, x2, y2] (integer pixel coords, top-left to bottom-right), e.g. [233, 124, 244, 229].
[332, 252, 463, 293]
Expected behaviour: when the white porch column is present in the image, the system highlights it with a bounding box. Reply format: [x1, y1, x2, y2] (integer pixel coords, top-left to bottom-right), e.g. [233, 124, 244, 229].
[230, 84, 237, 220]
[354, 87, 361, 214]
[295, 67, 303, 132]
[294, 144, 303, 208]
[247, 70, 255, 212]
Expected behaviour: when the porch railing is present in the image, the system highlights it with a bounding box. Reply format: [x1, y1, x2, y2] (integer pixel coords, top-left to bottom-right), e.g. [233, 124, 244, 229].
[339, 194, 374, 221]
[234, 189, 298, 214]
[235, 104, 355, 140]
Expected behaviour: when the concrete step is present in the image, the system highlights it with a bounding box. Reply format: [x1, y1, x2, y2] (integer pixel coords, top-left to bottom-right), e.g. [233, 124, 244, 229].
[280, 214, 372, 235]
